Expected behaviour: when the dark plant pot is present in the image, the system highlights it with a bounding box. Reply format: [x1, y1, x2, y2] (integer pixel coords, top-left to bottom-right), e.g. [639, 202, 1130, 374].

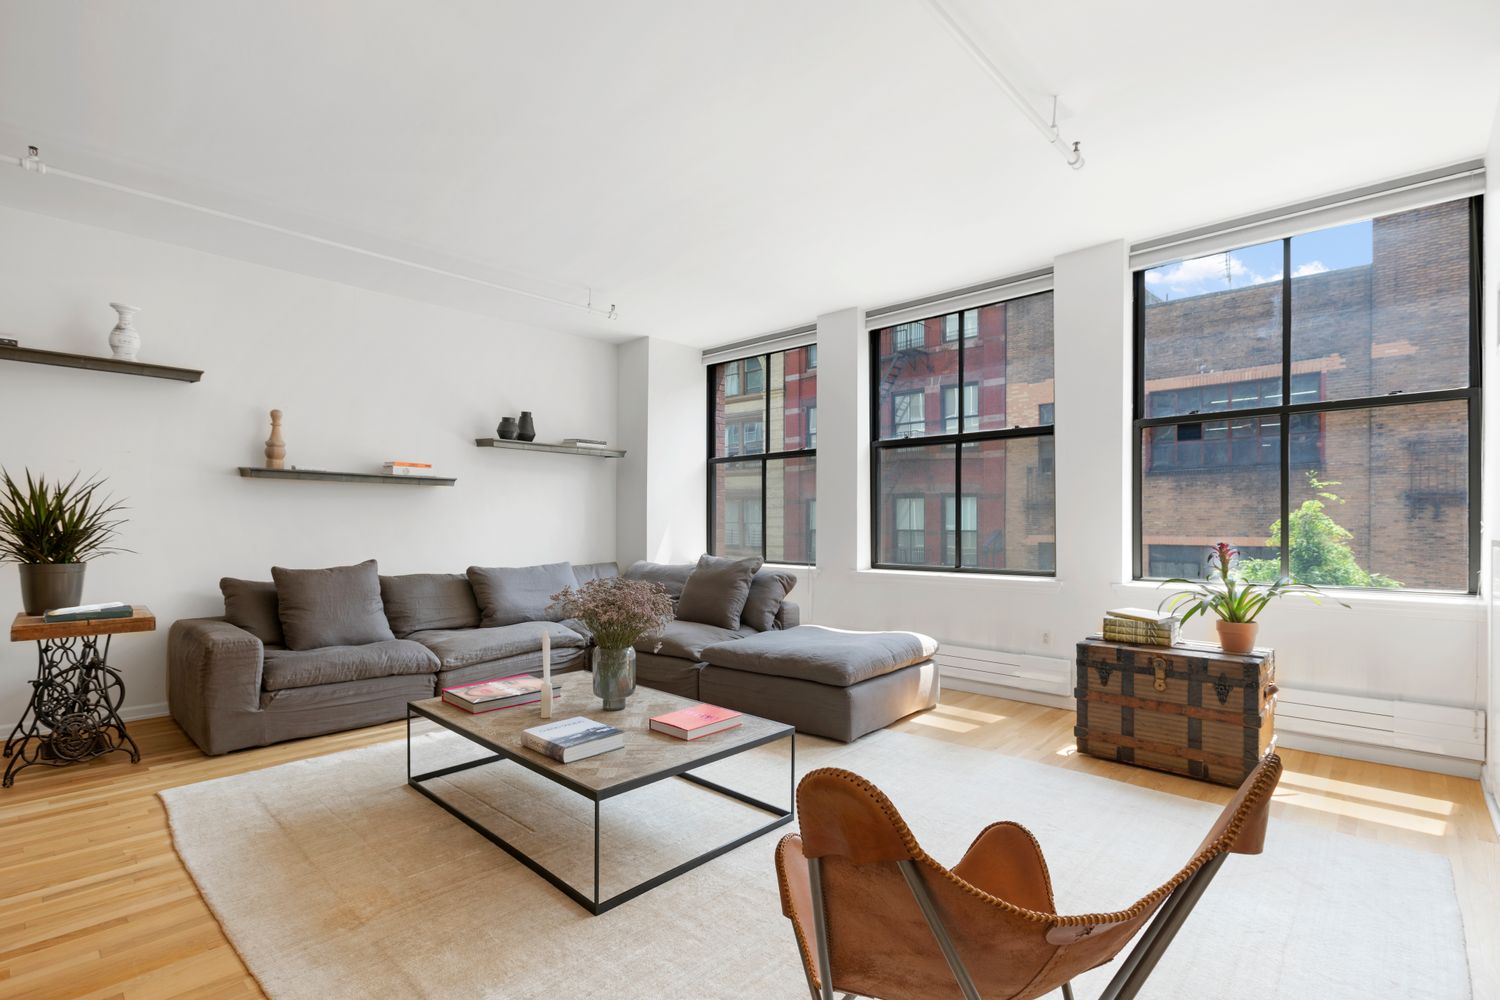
[18, 563, 86, 615]
[496, 417, 519, 440]
[517, 411, 536, 442]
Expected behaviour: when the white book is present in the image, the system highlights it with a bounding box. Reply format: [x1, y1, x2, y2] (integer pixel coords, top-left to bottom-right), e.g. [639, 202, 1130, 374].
[1105, 607, 1180, 625]
[522, 716, 624, 763]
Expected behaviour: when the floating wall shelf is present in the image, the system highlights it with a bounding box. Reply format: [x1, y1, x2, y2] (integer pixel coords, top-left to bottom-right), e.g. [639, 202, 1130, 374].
[0, 345, 203, 382]
[237, 467, 456, 486]
[474, 438, 625, 458]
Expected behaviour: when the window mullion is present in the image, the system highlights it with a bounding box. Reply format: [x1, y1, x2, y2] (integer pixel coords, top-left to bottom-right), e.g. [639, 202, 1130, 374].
[1279, 237, 1292, 580]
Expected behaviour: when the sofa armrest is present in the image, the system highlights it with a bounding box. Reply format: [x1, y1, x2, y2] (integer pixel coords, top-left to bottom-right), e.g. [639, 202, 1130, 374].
[168, 617, 267, 755]
[775, 601, 801, 629]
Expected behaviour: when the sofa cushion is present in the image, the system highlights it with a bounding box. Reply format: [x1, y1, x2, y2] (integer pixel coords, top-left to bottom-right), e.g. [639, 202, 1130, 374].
[637, 619, 748, 662]
[379, 573, 480, 636]
[572, 561, 620, 586]
[700, 625, 939, 687]
[220, 578, 283, 646]
[261, 638, 438, 691]
[467, 562, 576, 627]
[271, 559, 394, 651]
[407, 621, 587, 670]
[741, 568, 798, 632]
[622, 561, 694, 601]
[677, 554, 763, 629]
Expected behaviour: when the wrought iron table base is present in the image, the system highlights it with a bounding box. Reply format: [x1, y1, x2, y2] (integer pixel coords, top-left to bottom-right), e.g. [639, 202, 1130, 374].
[3, 633, 140, 787]
[407, 707, 794, 915]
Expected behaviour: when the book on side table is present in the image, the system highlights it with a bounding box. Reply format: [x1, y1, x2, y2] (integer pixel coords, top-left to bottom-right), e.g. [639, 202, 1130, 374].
[649, 704, 743, 740]
[522, 716, 624, 762]
[441, 674, 561, 713]
[42, 602, 133, 623]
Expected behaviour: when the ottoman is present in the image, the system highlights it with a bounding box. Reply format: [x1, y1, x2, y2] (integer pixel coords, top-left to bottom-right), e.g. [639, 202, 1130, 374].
[699, 625, 940, 741]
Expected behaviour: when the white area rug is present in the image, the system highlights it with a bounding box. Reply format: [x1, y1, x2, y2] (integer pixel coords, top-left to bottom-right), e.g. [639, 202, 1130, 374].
[160, 726, 1470, 999]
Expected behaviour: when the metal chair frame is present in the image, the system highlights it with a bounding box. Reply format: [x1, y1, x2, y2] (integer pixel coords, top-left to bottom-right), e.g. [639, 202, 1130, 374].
[800, 851, 1230, 1000]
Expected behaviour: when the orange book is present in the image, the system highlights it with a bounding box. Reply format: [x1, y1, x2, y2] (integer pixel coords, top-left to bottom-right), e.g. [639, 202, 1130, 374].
[649, 704, 742, 740]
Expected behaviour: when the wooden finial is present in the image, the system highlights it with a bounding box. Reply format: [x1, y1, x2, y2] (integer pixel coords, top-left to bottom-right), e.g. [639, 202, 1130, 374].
[265, 409, 286, 469]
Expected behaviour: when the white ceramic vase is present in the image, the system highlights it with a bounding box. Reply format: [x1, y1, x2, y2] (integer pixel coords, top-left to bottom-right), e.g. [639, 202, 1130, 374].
[108, 302, 141, 361]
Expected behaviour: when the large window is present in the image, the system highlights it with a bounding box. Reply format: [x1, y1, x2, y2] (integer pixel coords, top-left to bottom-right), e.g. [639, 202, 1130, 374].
[1135, 197, 1481, 592]
[709, 344, 817, 564]
[871, 290, 1056, 574]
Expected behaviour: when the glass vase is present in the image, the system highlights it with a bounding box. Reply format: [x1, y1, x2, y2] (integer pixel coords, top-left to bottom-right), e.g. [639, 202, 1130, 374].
[592, 646, 636, 711]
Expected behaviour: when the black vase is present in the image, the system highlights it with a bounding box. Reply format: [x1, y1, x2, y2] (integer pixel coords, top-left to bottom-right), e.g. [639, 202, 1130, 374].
[517, 411, 536, 442]
[496, 417, 519, 440]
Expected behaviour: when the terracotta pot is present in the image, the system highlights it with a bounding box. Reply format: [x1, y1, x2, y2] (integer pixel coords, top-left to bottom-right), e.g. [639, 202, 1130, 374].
[1216, 620, 1259, 654]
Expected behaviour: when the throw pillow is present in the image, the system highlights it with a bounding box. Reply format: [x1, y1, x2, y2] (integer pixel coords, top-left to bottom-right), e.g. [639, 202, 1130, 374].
[271, 559, 395, 651]
[379, 573, 481, 637]
[622, 561, 694, 601]
[467, 562, 577, 627]
[676, 554, 763, 629]
[220, 578, 283, 646]
[740, 568, 798, 632]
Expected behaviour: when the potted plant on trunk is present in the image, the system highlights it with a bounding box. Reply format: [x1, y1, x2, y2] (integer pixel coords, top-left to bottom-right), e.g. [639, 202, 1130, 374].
[550, 577, 674, 711]
[0, 470, 129, 615]
[1159, 542, 1338, 654]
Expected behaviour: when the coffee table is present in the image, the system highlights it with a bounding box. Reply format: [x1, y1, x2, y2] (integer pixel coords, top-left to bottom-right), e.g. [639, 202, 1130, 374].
[407, 672, 794, 915]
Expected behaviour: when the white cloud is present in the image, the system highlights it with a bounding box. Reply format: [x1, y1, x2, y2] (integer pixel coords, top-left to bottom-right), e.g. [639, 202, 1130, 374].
[1145, 252, 1278, 298]
[1292, 260, 1328, 277]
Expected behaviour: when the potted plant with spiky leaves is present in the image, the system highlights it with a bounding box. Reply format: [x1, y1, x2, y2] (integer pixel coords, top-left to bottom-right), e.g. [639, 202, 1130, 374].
[1159, 542, 1339, 654]
[0, 470, 129, 614]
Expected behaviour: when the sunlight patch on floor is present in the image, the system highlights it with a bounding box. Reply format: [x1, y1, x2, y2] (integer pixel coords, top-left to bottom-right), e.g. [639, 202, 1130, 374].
[1275, 788, 1449, 837]
[1279, 772, 1456, 816]
[932, 704, 1008, 724]
[909, 714, 979, 733]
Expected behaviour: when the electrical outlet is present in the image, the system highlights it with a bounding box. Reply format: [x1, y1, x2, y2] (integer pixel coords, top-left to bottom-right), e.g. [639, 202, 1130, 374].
[1041, 631, 1052, 646]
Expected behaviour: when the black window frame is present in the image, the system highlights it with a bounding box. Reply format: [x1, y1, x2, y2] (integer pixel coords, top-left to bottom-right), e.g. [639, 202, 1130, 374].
[870, 292, 1057, 576]
[1131, 194, 1483, 594]
[706, 344, 817, 567]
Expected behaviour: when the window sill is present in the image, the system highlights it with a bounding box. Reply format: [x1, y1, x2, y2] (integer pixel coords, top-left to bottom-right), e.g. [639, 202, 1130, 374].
[1111, 579, 1484, 620]
[858, 567, 1063, 587]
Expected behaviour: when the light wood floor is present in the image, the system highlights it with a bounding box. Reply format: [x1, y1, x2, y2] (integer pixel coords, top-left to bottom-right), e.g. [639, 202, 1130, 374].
[2, 691, 1496, 999]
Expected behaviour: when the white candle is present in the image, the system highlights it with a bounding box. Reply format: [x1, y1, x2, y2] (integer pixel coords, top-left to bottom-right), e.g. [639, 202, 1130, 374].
[540, 630, 552, 718]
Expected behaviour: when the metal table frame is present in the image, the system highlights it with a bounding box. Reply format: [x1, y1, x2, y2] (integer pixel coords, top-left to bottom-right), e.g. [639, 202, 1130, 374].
[406, 701, 795, 915]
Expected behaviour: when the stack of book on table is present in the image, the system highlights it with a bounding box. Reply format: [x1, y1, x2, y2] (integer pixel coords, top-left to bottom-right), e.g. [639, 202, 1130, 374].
[1102, 608, 1182, 647]
[42, 602, 133, 623]
[382, 461, 434, 477]
[522, 716, 624, 762]
[649, 704, 742, 740]
[441, 674, 560, 713]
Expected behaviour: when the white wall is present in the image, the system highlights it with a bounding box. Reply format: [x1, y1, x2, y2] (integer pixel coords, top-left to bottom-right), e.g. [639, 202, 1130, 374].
[0, 205, 619, 723]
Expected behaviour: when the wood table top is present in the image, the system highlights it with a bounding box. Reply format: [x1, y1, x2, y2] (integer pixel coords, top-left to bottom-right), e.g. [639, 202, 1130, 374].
[410, 671, 792, 797]
[10, 606, 157, 643]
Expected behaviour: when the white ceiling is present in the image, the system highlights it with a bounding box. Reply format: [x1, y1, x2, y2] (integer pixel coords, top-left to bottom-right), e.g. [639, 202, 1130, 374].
[0, 0, 1497, 348]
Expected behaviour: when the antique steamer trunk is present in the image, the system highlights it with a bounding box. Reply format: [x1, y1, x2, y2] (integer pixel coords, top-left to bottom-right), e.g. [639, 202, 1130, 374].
[1075, 637, 1276, 787]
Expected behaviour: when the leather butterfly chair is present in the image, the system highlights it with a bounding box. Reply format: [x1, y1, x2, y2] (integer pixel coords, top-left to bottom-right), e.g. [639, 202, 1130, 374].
[775, 752, 1281, 1000]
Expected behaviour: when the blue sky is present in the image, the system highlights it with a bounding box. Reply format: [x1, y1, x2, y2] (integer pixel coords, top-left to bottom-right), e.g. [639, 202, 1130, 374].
[1146, 219, 1373, 300]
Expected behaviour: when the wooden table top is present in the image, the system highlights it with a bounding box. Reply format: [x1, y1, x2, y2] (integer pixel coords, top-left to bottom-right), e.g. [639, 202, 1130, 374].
[410, 671, 792, 797]
[10, 606, 157, 643]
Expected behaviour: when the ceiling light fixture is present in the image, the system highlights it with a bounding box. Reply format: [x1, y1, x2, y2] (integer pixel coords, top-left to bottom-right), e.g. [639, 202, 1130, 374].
[919, 0, 1085, 170]
[4, 145, 618, 319]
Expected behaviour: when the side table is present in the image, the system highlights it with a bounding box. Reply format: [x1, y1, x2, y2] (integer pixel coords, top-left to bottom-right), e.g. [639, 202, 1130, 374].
[4, 606, 156, 787]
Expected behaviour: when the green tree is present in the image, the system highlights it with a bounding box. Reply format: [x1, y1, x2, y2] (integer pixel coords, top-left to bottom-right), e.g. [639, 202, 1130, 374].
[1237, 474, 1400, 589]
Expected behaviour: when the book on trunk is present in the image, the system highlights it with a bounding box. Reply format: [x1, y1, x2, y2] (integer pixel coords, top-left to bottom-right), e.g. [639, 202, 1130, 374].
[649, 704, 742, 740]
[441, 674, 561, 713]
[522, 716, 624, 762]
[42, 602, 132, 623]
[1101, 610, 1181, 647]
[1105, 607, 1179, 625]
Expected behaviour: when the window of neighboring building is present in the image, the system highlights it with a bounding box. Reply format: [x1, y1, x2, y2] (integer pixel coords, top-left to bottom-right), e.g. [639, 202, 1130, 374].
[1134, 196, 1481, 593]
[872, 290, 1056, 574]
[892, 390, 925, 437]
[709, 344, 817, 565]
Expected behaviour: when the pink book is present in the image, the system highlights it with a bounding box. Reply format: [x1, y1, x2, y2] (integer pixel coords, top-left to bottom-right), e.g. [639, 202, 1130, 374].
[441, 674, 560, 713]
[649, 704, 743, 740]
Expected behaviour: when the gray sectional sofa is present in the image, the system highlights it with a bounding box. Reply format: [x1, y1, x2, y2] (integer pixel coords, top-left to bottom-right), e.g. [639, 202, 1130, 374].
[169, 554, 935, 755]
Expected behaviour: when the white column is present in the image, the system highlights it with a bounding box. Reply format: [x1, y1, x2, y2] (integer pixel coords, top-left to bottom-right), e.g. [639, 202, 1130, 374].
[814, 307, 869, 573]
[1052, 240, 1131, 585]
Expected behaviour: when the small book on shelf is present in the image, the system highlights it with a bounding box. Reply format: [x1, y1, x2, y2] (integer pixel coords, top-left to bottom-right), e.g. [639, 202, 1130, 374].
[42, 602, 132, 623]
[441, 674, 560, 713]
[522, 716, 624, 763]
[649, 704, 742, 740]
[383, 461, 434, 476]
